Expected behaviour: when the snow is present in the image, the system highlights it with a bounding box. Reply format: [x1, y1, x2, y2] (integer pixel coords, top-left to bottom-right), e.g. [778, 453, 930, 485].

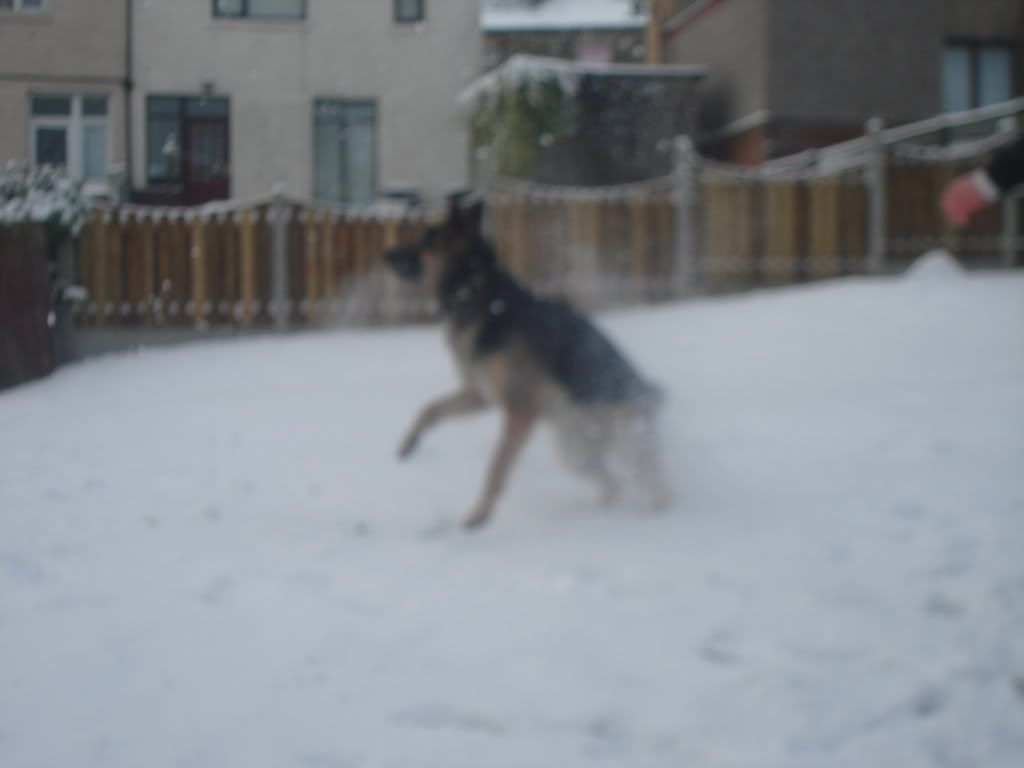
[459, 54, 705, 107]
[0, 161, 88, 236]
[481, 0, 647, 31]
[2, 271, 1023, 767]
[459, 54, 584, 108]
[904, 249, 967, 281]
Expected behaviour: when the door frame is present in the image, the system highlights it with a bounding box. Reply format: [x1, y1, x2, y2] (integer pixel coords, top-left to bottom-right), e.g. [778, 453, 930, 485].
[183, 114, 231, 205]
[141, 94, 231, 205]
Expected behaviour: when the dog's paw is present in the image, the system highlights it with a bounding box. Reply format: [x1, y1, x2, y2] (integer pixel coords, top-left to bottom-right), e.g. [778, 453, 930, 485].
[462, 507, 492, 531]
[396, 434, 419, 460]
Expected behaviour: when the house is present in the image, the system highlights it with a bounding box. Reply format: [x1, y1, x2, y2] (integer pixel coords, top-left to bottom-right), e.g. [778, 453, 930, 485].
[659, 0, 1023, 163]
[132, 0, 480, 205]
[0, 0, 130, 197]
[481, 0, 651, 69]
[2, 2, 481, 207]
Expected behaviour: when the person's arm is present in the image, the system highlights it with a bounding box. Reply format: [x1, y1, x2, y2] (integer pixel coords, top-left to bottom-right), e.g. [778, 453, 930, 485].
[985, 136, 1024, 195]
[941, 135, 1024, 227]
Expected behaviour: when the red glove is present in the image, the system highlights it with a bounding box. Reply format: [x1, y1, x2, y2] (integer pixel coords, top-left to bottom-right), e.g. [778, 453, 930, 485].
[940, 170, 999, 227]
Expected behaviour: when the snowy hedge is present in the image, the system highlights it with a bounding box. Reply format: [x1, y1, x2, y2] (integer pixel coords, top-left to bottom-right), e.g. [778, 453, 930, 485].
[464, 56, 579, 178]
[0, 162, 88, 243]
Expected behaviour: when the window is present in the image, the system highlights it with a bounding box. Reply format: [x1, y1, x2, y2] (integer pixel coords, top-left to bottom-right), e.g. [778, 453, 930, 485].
[0, 0, 45, 12]
[147, 97, 184, 183]
[313, 99, 377, 205]
[394, 0, 424, 23]
[943, 42, 1015, 113]
[30, 94, 108, 180]
[146, 96, 230, 184]
[213, 0, 305, 19]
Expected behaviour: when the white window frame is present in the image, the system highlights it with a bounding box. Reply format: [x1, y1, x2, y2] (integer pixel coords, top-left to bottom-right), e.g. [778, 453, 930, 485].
[29, 94, 111, 181]
[0, 0, 47, 13]
[942, 40, 1016, 113]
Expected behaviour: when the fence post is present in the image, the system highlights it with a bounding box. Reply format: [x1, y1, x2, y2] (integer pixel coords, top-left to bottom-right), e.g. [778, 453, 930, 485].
[53, 238, 78, 363]
[190, 212, 207, 330]
[240, 208, 255, 326]
[304, 208, 319, 323]
[94, 211, 108, 326]
[671, 135, 700, 297]
[270, 183, 290, 331]
[141, 214, 155, 327]
[865, 117, 887, 274]
[999, 117, 1020, 268]
[1003, 193, 1020, 268]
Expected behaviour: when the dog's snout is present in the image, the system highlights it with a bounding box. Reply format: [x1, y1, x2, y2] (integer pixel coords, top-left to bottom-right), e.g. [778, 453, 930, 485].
[386, 245, 424, 281]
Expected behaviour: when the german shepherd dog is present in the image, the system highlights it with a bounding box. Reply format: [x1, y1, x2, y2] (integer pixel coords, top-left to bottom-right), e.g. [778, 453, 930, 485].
[386, 194, 670, 529]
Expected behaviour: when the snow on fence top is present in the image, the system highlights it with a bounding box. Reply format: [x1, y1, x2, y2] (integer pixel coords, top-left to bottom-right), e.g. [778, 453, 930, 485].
[481, 0, 647, 31]
[91, 190, 412, 226]
[763, 96, 1024, 172]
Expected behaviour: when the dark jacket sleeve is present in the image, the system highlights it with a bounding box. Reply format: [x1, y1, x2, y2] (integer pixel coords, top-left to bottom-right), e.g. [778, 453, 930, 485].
[985, 135, 1024, 195]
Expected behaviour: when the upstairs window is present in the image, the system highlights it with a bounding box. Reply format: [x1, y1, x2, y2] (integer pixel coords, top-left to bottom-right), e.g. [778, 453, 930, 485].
[395, 0, 424, 24]
[214, 0, 305, 19]
[0, 0, 45, 11]
[943, 42, 1014, 113]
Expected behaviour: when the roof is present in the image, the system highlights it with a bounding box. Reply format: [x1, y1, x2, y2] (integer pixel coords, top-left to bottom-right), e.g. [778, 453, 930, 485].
[664, 0, 728, 40]
[481, 0, 648, 32]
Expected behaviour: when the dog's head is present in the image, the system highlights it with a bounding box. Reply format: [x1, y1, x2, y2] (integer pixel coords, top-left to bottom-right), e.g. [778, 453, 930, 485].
[385, 193, 494, 286]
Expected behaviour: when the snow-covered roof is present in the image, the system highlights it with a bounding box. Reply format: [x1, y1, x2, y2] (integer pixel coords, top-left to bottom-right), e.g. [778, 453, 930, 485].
[481, 0, 648, 32]
[460, 54, 705, 106]
[459, 54, 705, 106]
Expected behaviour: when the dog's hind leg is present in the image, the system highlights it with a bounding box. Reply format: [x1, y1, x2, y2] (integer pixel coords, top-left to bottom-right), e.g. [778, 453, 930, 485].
[624, 414, 672, 511]
[557, 430, 620, 505]
[397, 389, 486, 459]
[553, 413, 621, 506]
[464, 403, 538, 529]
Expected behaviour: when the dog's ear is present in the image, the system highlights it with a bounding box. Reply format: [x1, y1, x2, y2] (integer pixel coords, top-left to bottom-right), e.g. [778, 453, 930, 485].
[462, 197, 485, 236]
[446, 193, 464, 227]
[446, 191, 484, 235]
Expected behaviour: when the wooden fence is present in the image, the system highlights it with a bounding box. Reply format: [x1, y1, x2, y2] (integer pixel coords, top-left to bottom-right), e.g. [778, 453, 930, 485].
[885, 143, 1012, 268]
[72, 130, 1021, 332]
[490, 169, 870, 299]
[0, 224, 55, 389]
[490, 179, 677, 305]
[698, 166, 868, 289]
[75, 201, 430, 329]
[73, 189, 683, 330]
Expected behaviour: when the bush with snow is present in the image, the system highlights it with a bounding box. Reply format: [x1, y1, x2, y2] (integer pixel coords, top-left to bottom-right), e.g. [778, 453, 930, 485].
[465, 56, 580, 178]
[0, 162, 88, 243]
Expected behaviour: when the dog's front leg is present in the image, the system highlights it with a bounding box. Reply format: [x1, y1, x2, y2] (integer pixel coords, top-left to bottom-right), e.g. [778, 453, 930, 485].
[397, 389, 485, 459]
[464, 403, 538, 529]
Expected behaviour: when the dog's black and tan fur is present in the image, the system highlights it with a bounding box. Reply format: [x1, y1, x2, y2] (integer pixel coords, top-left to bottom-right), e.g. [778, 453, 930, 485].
[387, 195, 670, 528]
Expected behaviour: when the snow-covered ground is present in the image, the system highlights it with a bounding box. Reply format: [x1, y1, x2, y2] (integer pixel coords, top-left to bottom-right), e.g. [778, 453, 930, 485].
[2, 262, 1023, 767]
